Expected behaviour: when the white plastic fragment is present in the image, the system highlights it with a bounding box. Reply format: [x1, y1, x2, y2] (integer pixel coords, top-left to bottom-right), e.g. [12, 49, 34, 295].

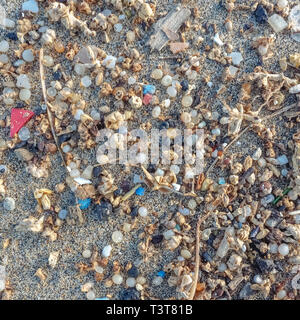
[229, 52, 243, 66]
[102, 245, 112, 257]
[102, 55, 117, 69]
[289, 84, 300, 94]
[73, 177, 92, 185]
[17, 74, 31, 89]
[213, 33, 224, 46]
[268, 14, 288, 33]
[289, 5, 300, 42]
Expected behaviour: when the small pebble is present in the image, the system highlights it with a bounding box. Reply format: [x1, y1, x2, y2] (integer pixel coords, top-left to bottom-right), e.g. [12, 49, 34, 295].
[254, 5, 268, 24]
[161, 75, 172, 86]
[43, 55, 54, 67]
[112, 274, 123, 285]
[128, 77, 136, 85]
[181, 249, 192, 259]
[211, 128, 221, 136]
[82, 249, 92, 259]
[112, 231, 123, 243]
[277, 290, 286, 299]
[58, 209, 68, 220]
[152, 276, 163, 286]
[95, 266, 104, 274]
[0, 40, 9, 53]
[0, 54, 8, 64]
[74, 109, 84, 121]
[81, 76, 92, 88]
[278, 243, 289, 256]
[102, 245, 112, 257]
[102, 55, 117, 69]
[114, 23, 123, 32]
[138, 207, 148, 217]
[151, 106, 161, 118]
[253, 274, 263, 284]
[269, 243, 278, 254]
[18, 127, 31, 141]
[19, 89, 31, 101]
[3, 197, 15, 211]
[86, 291, 96, 300]
[182, 95, 193, 107]
[151, 69, 163, 80]
[151, 234, 163, 244]
[167, 86, 177, 98]
[126, 278, 136, 287]
[22, 49, 35, 62]
[6, 32, 18, 41]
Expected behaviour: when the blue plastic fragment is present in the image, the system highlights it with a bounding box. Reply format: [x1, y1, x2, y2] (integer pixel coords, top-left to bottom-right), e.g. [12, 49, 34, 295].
[157, 270, 165, 278]
[175, 224, 181, 231]
[96, 297, 110, 300]
[78, 198, 91, 210]
[218, 177, 226, 185]
[135, 187, 145, 196]
[143, 84, 156, 95]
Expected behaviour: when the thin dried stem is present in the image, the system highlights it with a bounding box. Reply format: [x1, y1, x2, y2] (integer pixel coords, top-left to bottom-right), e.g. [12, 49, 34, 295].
[206, 102, 297, 176]
[188, 211, 211, 300]
[39, 48, 67, 168]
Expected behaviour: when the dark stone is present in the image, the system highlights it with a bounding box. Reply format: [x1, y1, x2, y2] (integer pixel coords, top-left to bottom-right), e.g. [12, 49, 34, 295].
[177, 176, 183, 185]
[27, 144, 39, 154]
[167, 119, 177, 127]
[243, 24, 251, 31]
[114, 188, 122, 196]
[277, 205, 286, 212]
[250, 226, 260, 238]
[6, 32, 18, 41]
[180, 80, 189, 91]
[240, 167, 254, 184]
[16, 102, 25, 109]
[147, 164, 156, 173]
[95, 201, 112, 220]
[13, 141, 27, 150]
[0, 167, 5, 174]
[120, 180, 130, 193]
[254, 257, 275, 274]
[130, 207, 139, 218]
[206, 234, 216, 247]
[254, 5, 268, 24]
[202, 251, 213, 263]
[159, 121, 169, 130]
[118, 288, 140, 300]
[239, 282, 255, 299]
[53, 70, 62, 81]
[127, 266, 139, 278]
[151, 234, 164, 244]
[58, 132, 73, 145]
[33, 106, 44, 116]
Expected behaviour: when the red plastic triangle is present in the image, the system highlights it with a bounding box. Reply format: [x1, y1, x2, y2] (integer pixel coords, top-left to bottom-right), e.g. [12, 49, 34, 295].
[10, 108, 35, 138]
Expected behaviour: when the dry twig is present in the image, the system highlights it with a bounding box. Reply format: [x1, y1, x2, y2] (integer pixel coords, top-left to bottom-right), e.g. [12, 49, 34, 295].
[188, 211, 211, 300]
[39, 48, 67, 168]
